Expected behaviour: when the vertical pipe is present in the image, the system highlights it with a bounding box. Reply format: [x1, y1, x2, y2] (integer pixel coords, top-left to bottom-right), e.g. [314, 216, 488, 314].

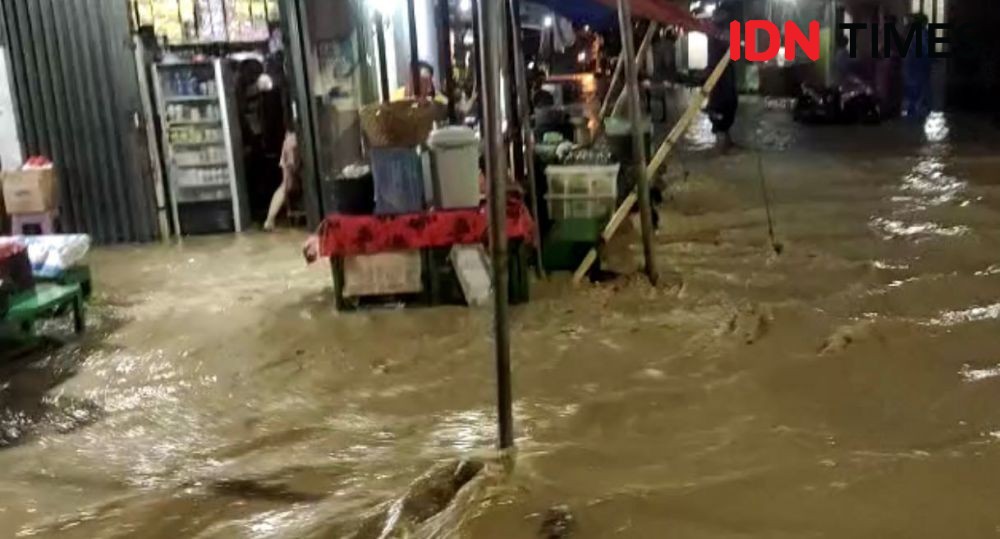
[471, 0, 483, 120]
[374, 12, 391, 102]
[436, 0, 456, 121]
[504, 2, 524, 186]
[407, 0, 421, 95]
[287, 0, 323, 226]
[616, 0, 658, 284]
[476, 0, 513, 451]
[506, 0, 544, 276]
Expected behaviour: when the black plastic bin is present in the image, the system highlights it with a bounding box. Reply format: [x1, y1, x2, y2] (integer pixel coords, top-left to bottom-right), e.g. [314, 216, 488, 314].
[0, 242, 34, 294]
[323, 173, 375, 216]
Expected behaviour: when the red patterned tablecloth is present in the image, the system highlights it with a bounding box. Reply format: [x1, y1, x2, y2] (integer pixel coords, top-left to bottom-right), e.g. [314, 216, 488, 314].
[317, 200, 534, 258]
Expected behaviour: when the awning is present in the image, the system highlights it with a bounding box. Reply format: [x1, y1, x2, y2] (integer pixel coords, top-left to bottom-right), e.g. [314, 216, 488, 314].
[528, 0, 712, 33]
[593, 0, 711, 33]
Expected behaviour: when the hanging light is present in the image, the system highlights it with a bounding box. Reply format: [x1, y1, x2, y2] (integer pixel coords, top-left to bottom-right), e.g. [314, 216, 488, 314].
[459, 0, 471, 12]
[543, 16, 553, 28]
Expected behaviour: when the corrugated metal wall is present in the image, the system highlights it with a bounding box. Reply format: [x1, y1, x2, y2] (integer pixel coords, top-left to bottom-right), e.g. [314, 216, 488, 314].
[0, 0, 159, 243]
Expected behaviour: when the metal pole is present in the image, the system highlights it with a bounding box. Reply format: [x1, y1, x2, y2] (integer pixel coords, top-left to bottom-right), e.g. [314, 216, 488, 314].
[616, 0, 658, 284]
[476, 0, 513, 451]
[374, 12, 391, 103]
[506, 0, 545, 277]
[504, 0, 525, 194]
[437, 0, 457, 121]
[407, 0, 421, 95]
[471, 0, 484, 120]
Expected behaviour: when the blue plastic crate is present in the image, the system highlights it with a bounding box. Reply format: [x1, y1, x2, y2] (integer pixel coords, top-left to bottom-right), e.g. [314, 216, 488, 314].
[371, 148, 425, 215]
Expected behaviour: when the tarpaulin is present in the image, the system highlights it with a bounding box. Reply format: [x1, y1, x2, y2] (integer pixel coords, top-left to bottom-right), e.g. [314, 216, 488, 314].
[526, 0, 618, 29]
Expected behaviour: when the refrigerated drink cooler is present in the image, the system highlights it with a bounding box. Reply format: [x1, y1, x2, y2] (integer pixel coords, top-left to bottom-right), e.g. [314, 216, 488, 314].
[153, 58, 248, 235]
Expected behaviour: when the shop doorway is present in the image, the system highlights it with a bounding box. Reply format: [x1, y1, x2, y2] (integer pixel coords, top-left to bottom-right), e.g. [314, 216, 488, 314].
[132, 0, 304, 235]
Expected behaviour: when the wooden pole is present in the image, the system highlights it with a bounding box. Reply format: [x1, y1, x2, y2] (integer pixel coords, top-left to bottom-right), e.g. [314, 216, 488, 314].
[476, 0, 514, 451]
[572, 55, 732, 284]
[616, 0, 657, 285]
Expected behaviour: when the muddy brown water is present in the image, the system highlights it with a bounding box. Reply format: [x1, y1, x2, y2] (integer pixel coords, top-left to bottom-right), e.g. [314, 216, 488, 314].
[3, 110, 1000, 537]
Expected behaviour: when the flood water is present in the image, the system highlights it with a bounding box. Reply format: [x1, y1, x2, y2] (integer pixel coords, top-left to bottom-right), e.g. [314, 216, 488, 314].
[3, 106, 1000, 537]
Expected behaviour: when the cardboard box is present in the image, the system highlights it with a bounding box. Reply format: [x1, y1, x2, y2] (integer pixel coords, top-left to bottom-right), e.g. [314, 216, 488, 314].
[2, 168, 57, 214]
[342, 251, 423, 298]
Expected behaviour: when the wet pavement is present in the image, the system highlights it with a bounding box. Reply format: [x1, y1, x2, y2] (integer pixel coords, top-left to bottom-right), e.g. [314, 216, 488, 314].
[3, 106, 1000, 537]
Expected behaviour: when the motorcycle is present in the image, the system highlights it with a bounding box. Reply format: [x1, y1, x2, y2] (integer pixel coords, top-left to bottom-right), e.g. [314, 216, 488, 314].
[794, 78, 881, 125]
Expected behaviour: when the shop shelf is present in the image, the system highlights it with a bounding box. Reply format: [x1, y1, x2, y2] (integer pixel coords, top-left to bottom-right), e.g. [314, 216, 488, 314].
[174, 161, 228, 169]
[165, 95, 218, 104]
[167, 119, 222, 127]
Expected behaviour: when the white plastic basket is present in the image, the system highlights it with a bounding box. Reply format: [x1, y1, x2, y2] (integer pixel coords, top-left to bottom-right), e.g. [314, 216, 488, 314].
[545, 164, 620, 219]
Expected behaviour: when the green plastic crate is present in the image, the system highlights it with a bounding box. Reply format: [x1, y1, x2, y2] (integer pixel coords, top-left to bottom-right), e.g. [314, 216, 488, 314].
[542, 239, 594, 271]
[548, 217, 607, 243]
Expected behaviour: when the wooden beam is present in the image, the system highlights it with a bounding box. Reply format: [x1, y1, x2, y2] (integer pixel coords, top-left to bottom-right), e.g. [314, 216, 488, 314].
[572, 56, 733, 284]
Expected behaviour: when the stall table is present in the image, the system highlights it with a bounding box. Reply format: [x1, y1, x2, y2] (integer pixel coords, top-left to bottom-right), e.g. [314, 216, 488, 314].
[4, 282, 86, 337]
[317, 200, 534, 310]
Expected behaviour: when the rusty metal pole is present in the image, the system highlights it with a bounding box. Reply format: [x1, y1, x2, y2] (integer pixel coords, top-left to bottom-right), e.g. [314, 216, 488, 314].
[476, 0, 513, 450]
[616, 0, 658, 285]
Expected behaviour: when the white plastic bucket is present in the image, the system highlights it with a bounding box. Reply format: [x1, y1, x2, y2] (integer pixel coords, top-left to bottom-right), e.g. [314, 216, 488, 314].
[428, 126, 481, 209]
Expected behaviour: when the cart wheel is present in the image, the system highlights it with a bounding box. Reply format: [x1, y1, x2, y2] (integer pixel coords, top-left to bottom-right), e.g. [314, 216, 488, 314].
[72, 295, 85, 334]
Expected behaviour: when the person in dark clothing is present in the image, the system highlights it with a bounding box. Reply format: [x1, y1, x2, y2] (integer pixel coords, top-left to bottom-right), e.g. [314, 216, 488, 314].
[903, 13, 932, 119]
[707, 4, 738, 149]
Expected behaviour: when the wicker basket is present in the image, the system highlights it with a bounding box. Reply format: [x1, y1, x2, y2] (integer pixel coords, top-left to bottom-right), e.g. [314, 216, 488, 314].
[360, 99, 439, 148]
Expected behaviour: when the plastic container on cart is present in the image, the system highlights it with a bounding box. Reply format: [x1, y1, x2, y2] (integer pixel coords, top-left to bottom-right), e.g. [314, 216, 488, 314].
[371, 147, 425, 215]
[545, 164, 620, 220]
[428, 126, 482, 209]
